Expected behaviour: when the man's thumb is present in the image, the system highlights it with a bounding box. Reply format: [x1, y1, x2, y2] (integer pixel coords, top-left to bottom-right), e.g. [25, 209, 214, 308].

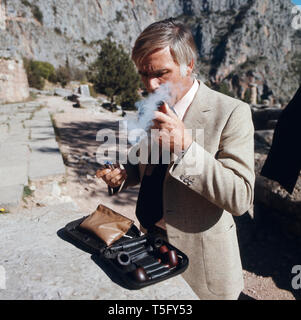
[160, 102, 177, 118]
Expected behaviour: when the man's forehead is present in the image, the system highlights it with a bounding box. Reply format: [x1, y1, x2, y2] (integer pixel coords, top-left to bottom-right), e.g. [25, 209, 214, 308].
[138, 49, 177, 73]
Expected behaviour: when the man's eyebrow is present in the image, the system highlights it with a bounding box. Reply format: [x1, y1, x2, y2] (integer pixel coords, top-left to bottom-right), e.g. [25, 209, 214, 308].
[138, 69, 169, 76]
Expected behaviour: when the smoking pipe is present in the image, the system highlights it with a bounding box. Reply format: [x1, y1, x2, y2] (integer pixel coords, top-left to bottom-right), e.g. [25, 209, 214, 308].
[147, 236, 164, 249]
[156, 100, 165, 109]
[108, 236, 148, 251]
[136, 255, 162, 269]
[117, 245, 153, 266]
[103, 242, 145, 259]
[132, 267, 171, 283]
[158, 245, 179, 268]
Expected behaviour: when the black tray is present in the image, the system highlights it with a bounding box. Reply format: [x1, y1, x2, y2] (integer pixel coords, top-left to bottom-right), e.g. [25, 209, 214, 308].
[62, 216, 189, 289]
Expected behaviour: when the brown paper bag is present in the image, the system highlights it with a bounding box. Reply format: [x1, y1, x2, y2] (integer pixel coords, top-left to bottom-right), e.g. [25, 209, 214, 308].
[79, 204, 134, 246]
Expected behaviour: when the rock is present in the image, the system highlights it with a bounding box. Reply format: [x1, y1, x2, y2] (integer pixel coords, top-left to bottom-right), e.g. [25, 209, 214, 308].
[251, 107, 282, 130]
[0, 184, 24, 210]
[29, 88, 54, 96]
[254, 130, 274, 148]
[0, 56, 29, 104]
[254, 152, 301, 237]
[54, 88, 73, 98]
[77, 96, 97, 109]
[51, 182, 61, 197]
[78, 85, 90, 97]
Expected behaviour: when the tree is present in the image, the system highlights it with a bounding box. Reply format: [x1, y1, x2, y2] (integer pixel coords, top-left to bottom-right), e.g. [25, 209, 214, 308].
[89, 38, 141, 110]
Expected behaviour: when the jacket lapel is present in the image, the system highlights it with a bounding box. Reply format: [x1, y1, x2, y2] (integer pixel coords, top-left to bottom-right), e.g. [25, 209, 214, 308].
[169, 80, 213, 165]
[183, 80, 213, 130]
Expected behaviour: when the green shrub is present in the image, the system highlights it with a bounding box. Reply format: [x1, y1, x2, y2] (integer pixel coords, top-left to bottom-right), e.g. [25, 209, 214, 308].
[69, 67, 87, 82]
[244, 88, 252, 103]
[21, 0, 31, 7]
[23, 58, 45, 90]
[88, 38, 140, 109]
[116, 11, 125, 22]
[88, 85, 98, 98]
[55, 66, 71, 88]
[34, 61, 56, 80]
[32, 5, 43, 24]
[214, 82, 234, 97]
[23, 58, 80, 88]
[54, 27, 62, 35]
[23, 59, 62, 89]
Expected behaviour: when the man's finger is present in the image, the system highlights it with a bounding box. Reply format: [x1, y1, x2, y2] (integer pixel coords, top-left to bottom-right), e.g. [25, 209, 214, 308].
[160, 102, 178, 120]
[151, 119, 161, 129]
[96, 168, 111, 178]
[106, 168, 121, 180]
[154, 110, 173, 123]
[112, 173, 123, 184]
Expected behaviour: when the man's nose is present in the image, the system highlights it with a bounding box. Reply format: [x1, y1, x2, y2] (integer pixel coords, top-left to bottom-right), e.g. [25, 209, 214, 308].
[145, 77, 160, 93]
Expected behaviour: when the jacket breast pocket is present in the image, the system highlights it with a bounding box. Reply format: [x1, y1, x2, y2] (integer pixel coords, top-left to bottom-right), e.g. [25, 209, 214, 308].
[202, 224, 243, 296]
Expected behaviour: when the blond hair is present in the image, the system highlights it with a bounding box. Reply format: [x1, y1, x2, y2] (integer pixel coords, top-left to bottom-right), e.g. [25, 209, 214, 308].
[132, 18, 197, 71]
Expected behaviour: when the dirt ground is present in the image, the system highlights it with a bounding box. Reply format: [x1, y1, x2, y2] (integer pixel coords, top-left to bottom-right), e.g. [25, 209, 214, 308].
[20, 95, 301, 300]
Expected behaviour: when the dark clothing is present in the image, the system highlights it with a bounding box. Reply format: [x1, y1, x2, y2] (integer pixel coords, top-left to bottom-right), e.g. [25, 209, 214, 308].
[261, 86, 301, 194]
[135, 161, 168, 230]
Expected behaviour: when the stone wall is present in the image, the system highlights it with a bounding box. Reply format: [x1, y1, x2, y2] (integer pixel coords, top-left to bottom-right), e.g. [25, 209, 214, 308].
[0, 58, 29, 104]
[0, 0, 6, 31]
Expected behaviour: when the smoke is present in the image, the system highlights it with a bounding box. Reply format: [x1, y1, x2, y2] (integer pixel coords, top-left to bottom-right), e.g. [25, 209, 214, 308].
[124, 83, 172, 145]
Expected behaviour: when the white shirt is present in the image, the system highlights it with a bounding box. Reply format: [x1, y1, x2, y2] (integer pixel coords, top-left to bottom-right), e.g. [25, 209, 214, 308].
[172, 79, 199, 120]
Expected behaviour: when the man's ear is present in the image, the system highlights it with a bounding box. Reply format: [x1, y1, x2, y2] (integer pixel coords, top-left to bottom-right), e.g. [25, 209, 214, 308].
[187, 59, 194, 76]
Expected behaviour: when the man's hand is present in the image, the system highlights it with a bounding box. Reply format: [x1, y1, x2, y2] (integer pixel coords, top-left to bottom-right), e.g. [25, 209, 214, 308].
[152, 102, 193, 155]
[96, 166, 127, 188]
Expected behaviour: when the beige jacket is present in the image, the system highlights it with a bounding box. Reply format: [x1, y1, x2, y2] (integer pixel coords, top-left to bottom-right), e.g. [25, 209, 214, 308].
[120, 80, 255, 300]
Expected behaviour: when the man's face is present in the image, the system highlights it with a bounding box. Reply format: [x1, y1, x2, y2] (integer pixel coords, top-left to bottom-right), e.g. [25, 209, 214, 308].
[137, 47, 193, 106]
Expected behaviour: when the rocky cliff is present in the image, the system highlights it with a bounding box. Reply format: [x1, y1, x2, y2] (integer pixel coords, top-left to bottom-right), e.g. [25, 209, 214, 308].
[0, 0, 300, 104]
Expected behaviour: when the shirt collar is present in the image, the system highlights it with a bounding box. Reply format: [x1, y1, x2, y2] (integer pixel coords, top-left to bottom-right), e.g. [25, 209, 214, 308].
[173, 79, 199, 120]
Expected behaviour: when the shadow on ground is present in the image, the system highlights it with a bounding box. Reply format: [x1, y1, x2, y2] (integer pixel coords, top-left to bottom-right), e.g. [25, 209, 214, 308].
[54, 119, 139, 207]
[235, 202, 301, 300]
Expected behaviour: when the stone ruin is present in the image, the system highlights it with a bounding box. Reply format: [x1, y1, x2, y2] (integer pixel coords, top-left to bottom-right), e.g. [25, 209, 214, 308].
[0, 51, 29, 104]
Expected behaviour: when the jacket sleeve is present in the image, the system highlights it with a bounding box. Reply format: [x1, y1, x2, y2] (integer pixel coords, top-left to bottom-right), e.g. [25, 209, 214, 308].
[169, 102, 255, 216]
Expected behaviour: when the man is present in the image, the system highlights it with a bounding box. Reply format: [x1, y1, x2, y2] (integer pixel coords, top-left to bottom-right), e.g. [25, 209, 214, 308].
[97, 18, 255, 300]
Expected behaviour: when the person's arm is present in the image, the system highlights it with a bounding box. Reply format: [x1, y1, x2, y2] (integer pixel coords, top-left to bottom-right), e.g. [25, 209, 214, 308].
[169, 102, 255, 216]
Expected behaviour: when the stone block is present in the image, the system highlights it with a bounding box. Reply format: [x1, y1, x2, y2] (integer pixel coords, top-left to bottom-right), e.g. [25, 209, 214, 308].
[28, 140, 65, 180]
[23, 119, 53, 129]
[0, 165, 28, 187]
[54, 88, 73, 98]
[78, 96, 97, 109]
[79, 85, 90, 97]
[0, 184, 24, 209]
[0, 143, 29, 167]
